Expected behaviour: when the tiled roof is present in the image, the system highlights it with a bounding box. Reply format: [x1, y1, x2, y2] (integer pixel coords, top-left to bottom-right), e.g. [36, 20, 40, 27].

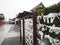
[16, 11, 34, 18]
[31, 2, 45, 11]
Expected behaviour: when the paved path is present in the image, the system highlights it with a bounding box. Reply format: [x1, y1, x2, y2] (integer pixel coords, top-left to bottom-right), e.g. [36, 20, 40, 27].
[0, 24, 12, 45]
[0, 24, 21, 45]
[1, 37, 20, 45]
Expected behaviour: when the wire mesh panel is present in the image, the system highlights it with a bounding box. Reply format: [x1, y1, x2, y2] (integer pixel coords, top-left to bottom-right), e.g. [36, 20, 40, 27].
[25, 19, 33, 45]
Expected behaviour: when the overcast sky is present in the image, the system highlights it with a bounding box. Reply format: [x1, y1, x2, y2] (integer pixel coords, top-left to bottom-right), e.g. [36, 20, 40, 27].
[0, 0, 60, 20]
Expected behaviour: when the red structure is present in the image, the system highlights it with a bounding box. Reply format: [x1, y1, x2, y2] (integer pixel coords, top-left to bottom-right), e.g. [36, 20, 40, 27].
[0, 21, 5, 25]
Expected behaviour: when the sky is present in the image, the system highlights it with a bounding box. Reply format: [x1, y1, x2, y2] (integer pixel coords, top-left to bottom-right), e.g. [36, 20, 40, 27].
[0, 0, 60, 20]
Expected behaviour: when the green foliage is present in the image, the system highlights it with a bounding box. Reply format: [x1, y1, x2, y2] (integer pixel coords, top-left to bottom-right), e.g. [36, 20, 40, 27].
[42, 28, 50, 35]
[56, 33, 60, 40]
[39, 26, 60, 40]
[40, 16, 44, 24]
[37, 2, 60, 15]
[37, 8, 45, 15]
[49, 31, 56, 38]
[53, 16, 60, 27]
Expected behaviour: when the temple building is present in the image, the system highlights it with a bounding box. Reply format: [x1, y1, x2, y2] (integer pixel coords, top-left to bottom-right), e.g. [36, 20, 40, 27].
[31, 2, 45, 12]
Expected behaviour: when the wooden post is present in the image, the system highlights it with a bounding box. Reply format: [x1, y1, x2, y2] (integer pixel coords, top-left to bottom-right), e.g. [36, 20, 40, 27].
[23, 19, 25, 45]
[20, 20, 22, 42]
[33, 13, 37, 45]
